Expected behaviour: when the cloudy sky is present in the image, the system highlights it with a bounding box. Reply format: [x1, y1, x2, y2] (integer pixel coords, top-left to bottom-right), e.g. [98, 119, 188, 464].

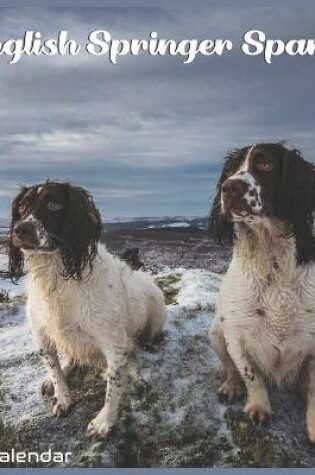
[0, 7, 315, 220]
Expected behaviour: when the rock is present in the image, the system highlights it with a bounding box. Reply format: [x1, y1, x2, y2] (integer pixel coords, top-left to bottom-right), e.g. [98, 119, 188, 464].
[118, 248, 143, 270]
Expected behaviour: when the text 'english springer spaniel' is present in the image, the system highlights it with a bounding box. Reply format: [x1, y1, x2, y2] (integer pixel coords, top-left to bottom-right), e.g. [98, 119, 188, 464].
[209, 143, 315, 443]
[8, 181, 166, 438]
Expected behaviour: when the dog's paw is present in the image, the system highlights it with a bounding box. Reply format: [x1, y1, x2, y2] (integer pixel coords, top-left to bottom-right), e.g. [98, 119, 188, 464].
[217, 379, 244, 403]
[41, 379, 55, 397]
[245, 401, 271, 426]
[50, 395, 72, 418]
[307, 424, 315, 444]
[85, 416, 112, 439]
[307, 425, 315, 444]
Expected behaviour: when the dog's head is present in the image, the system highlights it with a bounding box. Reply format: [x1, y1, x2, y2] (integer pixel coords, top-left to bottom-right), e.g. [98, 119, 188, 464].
[8, 181, 102, 281]
[209, 143, 315, 264]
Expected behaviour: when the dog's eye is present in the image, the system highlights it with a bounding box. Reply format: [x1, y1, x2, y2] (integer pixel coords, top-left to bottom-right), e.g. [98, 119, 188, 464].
[18, 203, 26, 214]
[47, 201, 62, 211]
[257, 161, 273, 172]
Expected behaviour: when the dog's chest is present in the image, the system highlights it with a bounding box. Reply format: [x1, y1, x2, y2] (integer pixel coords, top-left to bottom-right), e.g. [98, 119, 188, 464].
[248, 284, 314, 376]
[219, 262, 315, 380]
[30, 274, 101, 361]
[259, 284, 300, 338]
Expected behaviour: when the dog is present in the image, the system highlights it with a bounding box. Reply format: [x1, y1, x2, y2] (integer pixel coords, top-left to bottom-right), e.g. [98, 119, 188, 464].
[8, 181, 166, 438]
[208, 142, 315, 442]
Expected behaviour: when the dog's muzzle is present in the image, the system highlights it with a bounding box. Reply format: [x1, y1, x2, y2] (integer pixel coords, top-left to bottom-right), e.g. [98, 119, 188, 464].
[12, 220, 51, 250]
[221, 171, 263, 222]
[221, 178, 250, 218]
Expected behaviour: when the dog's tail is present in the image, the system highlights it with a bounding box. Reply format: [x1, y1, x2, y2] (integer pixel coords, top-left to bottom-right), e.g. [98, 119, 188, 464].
[139, 286, 167, 346]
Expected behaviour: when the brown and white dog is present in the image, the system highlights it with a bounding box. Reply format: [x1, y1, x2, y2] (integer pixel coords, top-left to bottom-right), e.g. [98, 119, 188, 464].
[8, 181, 166, 438]
[208, 143, 315, 442]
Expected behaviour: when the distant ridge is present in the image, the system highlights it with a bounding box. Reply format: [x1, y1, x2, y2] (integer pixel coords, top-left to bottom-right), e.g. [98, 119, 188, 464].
[0, 216, 208, 239]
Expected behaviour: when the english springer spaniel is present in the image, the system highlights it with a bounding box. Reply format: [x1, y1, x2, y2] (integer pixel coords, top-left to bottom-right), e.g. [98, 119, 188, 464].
[208, 143, 315, 442]
[8, 181, 166, 438]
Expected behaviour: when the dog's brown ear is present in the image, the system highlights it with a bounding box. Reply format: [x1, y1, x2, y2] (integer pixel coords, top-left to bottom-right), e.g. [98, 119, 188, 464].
[60, 184, 102, 280]
[8, 187, 28, 282]
[209, 147, 248, 245]
[275, 148, 315, 264]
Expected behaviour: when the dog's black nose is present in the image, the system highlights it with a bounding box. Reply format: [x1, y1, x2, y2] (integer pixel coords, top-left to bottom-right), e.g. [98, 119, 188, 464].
[221, 179, 248, 198]
[13, 222, 35, 239]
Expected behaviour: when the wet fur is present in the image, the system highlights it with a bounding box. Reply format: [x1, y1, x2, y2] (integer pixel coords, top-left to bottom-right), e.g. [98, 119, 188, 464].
[209, 143, 315, 440]
[8, 182, 166, 437]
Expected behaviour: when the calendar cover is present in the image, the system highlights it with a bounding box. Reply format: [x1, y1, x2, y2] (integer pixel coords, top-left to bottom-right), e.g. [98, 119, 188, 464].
[0, 4, 314, 470]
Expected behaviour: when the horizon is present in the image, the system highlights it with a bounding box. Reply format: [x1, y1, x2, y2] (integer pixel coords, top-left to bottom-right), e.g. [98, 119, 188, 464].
[0, 214, 207, 225]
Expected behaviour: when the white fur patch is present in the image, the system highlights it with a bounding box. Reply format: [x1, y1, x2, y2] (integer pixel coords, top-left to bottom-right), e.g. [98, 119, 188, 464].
[24, 214, 36, 223]
[24, 244, 167, 434]
[213, 226, 315, 383]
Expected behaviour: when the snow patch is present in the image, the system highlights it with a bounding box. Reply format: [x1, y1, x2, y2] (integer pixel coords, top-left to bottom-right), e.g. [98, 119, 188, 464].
[130, 267, 225, 441]
[177, 269, 220, 311]
[0, 269, 44, 423]
[157, 267, 221, 312]
[0, 250, 8, 273]
[148, 222, 191, 229]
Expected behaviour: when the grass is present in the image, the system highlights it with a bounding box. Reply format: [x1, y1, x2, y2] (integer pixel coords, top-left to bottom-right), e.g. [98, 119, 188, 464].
[156, 273, 182, 305]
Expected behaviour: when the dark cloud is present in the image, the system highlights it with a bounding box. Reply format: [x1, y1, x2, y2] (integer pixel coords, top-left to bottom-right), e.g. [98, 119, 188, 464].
[0, 7, 315, 220]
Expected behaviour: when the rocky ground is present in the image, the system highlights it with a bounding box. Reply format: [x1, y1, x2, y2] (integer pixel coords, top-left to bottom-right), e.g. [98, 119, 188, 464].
[0, 224, 315, 468]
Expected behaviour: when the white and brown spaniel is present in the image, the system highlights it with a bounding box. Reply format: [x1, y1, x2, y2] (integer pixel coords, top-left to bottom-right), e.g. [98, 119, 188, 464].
[208, 143, 315, 442]
[8, 181, 166, 438]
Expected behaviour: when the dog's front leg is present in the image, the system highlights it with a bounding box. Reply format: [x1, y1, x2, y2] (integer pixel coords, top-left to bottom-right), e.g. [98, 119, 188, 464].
[226, 336, 271, 425]
[86, 352, 129, 439]
[38, 344, 72, 417]
[306, 356, 315, 443]
[209, 324, 244, 402]
[41, 356, 77, 397]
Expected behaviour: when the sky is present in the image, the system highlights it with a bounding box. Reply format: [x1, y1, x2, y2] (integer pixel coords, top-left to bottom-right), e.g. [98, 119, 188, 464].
[0, 7, 315, 221]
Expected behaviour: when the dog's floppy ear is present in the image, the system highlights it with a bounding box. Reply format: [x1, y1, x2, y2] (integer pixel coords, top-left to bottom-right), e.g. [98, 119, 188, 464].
[208, 147, 248, 245]
[60, 184, 102, 279]
[275, 148, 315, 264]
[8, 187, 28, 282]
